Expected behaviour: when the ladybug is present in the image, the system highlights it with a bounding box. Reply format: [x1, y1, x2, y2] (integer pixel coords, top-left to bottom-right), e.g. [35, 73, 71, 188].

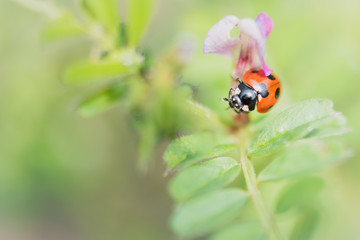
[223, 68, 281, 113]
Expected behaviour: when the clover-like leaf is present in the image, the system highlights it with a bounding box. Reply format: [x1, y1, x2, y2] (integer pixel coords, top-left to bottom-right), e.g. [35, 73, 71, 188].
[303, 113, 349, 139]
[208, 222, 266, 240]
[127, 0, 155, 46]
[185, 100, 225, 131]
[290, 208, 319, 240]
[164, 132, 237, 169]
[258, 141, 350, 182]
[169, 157, 240, 202]
[82, 0, 119, 34]
[77, 84, 127, 117]
[275, 176, 324, 213]
[64, 60, 130, 84]
[170, 189, 249, 238]
[42, 13, 85, 42]
[249, 98, 344, 157]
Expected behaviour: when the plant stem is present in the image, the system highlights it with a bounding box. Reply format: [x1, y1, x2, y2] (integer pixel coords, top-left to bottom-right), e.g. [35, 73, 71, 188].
[239, 148, 285, 240]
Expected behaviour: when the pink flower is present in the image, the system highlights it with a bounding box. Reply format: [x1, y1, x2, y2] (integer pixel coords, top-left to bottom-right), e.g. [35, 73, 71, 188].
[203, 12, 273, 77]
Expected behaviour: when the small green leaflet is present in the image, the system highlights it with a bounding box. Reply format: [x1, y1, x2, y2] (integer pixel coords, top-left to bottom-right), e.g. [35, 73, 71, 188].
[275, 176, 324, 213]
[303, 113, 349, 139]
[290, 208, 320, 240]
[77, 84, 127, 117]
[64, 60, 131, 84]
[81, 0, 119, 35]
[185, 100, 225, 131]
[249, 98, 346, 157]
[127, 0, 155, 46]
[208, 222, 266, 240]
[170, 189, 249, 238]
[258, 141, 350, 182]
[168, 157, 240, 202]
[42, 13, 85, 42]
[164, 132, 237, 169]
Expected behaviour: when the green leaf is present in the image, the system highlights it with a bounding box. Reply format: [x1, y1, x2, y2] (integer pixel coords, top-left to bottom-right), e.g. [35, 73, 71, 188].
[42, 13, 85, 42]
[64, 60, 130, 84]
[169, 157, 240, 202]
[170, 189, 249, 238]
[290, 208, 319, 240]
[12, 0, 61, 18]
[77, 84, 127, 117]
[117, 23, 128, 47]
[81, 0, 119, 34]
[258, 141, 350, 182]
[127, 0, 155, 46]
[248, 98, 344, 157]
[208, 222, 266, 240]
[275, 176, 324, 213]
[164, 132, 237, 169]
[185, 100, 225, 131]
[303, 113, 349, 139]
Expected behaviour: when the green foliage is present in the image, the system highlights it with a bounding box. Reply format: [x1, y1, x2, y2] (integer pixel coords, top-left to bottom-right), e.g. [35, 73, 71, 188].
[81, 0, 119, 35]
[303, 113, 349, 139]
[42, 13, 85, 42]
[168, 157, 240, 201]
[127, 0, 155, 46]
[249, 98, 345, 157]
[19, 1, 351, 239]
[185, 100, 225, 131]
[170, 189, 249, 238]
[63, 56, 139, 84]
[77, 83, 127, 117]
[290, 208, 319, 240]
[275, 176, 324, 213]
[164, 132, 237, 169]
[165, 97, 349, 239]
[258, 141, 350, 182]
[208, 222, 266, 240]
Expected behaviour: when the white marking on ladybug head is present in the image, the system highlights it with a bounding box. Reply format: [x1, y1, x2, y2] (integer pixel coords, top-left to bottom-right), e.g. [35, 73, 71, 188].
[258, 95, 262, 101]
[242, 105, 249, 112]
[234, 88, 241, 95]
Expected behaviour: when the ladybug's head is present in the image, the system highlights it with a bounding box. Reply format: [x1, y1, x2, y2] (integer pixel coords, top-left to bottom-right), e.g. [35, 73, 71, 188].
[229, 95, 242, 111]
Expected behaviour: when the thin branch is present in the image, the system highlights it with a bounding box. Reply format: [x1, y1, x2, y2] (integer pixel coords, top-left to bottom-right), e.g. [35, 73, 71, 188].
[240, 148, 285, 240]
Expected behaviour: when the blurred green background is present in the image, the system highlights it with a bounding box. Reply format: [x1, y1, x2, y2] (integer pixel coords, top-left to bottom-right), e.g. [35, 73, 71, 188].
[1, 0, 360, 239]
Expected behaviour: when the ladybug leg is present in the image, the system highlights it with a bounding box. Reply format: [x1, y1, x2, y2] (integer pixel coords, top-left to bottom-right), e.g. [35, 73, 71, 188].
[234, 108, 241, 114]
[229, 88, 234, 97]
[229, 87, 239, 97]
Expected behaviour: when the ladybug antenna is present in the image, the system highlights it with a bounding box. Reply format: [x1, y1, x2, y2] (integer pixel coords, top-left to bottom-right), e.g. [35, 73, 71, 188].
[221, 97, 229, 102]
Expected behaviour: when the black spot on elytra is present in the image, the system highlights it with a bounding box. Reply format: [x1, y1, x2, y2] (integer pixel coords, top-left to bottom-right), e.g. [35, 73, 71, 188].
[257, 83, 269, 98]
[275, 88, 280, 99]
[252, 70, 259, 73]
[268, 74, 276, 80]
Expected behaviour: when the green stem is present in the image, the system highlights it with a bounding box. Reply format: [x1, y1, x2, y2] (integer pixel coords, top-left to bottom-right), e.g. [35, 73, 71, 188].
[240, 148, 285, 240]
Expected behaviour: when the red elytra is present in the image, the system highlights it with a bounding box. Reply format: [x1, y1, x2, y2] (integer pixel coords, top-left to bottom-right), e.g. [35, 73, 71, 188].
[242, 69, 281, 113]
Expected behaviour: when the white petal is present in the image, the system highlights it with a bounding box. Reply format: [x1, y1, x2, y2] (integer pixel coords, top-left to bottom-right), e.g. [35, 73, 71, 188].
[203, 15, 241, 58]
[237, 18, 266, 55]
